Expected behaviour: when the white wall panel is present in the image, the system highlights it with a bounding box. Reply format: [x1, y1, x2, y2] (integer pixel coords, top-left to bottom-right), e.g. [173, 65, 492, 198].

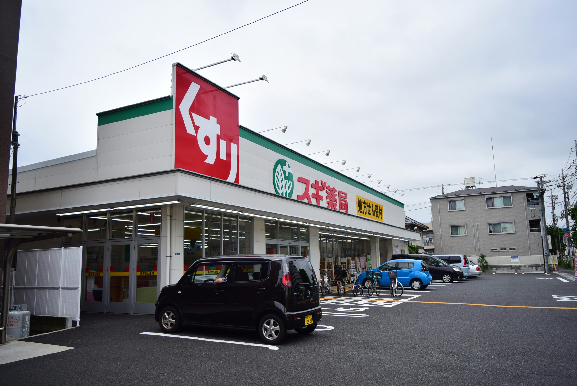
[139, 174, 178, 199]
[61, 181, 140, 208]
[98, 124, 172, 154]
[97, 110, 172, 140]
[176, 174, 212, 201]
[15, 190, 62, 213]
[35, 168, 98, 191]
[97, 140, 172, 169]
[97, 155, 172, 180]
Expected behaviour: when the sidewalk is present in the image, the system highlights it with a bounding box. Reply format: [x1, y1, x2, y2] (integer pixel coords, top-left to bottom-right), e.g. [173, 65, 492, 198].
[553, 266, 576, 281]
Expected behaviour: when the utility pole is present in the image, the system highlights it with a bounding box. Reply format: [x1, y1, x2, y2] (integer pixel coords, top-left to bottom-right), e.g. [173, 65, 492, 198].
[8, 95, 20, 224]
[560, 169, 573, 269]
[550, 193, 559, 257]
[535, 176, 549, 273]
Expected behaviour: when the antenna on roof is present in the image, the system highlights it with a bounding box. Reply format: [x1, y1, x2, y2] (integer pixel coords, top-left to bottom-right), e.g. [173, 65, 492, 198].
[491, 135, 497, 187]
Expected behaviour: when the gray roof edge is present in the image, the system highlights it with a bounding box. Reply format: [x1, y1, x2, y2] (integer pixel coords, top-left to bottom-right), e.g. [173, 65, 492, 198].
[11, 150, 97, 174]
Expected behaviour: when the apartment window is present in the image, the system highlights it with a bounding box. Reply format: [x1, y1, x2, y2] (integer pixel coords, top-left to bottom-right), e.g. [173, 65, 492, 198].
[486, 196, 512, 208]
[529, 219, 541, 232]
[509, 247, 516, 251]
[488, 222, 515, 234]
[448, 200, 465, 211]
[526, 193, 539, 206]
[450, 225, 466, 236]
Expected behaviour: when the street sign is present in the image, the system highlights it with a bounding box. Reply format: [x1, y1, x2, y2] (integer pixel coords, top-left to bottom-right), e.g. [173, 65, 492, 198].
[564, 233, 570, 239]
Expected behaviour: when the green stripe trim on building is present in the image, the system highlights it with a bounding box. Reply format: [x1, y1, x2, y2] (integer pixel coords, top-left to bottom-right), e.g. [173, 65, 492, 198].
[97, 96, 173, 126]
[240, 126, 404, 208]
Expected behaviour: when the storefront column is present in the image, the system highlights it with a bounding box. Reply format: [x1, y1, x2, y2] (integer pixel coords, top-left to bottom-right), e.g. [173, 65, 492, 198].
[253, 217, 266, 254]
[159, 204, 185, 288]
[370, 236, 380, 268]
[383, 238, 393, 261]
[309, 226, 320, 274]
[170, 204, 185, 284]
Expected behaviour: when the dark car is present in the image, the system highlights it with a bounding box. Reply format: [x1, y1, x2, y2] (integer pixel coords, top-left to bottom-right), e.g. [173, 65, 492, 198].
[154, 255, 322, 345]
[392, 254, 464, 283]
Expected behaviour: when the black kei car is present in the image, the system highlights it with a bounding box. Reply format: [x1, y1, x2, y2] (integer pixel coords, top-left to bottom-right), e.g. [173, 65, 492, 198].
[155, 255, 322, 345]
[391, 254, 464, 283]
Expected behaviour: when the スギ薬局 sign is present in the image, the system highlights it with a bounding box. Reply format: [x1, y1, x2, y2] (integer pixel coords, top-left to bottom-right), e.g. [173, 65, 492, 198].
[173, 63, 240, 183]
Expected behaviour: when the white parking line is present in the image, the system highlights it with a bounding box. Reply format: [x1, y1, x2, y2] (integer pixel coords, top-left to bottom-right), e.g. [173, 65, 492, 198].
[557, 277, 569, 283]
[322, 312, 369, 317]
[552, 295, 577, 302]
[141, 332, 279, 351]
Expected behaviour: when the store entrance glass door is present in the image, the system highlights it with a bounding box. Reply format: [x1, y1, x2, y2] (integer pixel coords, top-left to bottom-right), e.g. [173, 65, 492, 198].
[107, 242, 133, 313]
[133, 241, 159, 314]
[83, 244, 106, 313]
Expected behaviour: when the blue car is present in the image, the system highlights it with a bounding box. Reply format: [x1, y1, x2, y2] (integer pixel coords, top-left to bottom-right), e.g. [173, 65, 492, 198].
[356, 259, 433, 291]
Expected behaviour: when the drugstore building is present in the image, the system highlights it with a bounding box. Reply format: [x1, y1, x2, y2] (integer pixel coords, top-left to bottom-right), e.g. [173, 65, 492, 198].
[7, 63, 417, 314]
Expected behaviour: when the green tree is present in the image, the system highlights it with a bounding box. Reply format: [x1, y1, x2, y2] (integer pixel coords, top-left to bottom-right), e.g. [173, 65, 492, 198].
[570, 204, 577, 249]
[547, 225, 566, 257]
[408, 244, 419, 254]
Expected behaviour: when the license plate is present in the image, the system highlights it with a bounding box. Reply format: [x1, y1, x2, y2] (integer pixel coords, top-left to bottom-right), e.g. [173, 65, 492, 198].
[304, 314, 313, 326]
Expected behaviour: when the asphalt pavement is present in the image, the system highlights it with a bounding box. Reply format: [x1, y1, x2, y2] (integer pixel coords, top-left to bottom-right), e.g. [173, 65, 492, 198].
[2, 272, 577, 385]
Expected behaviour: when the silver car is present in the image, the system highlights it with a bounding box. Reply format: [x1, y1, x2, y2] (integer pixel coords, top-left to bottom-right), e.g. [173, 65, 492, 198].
[468, 261, 482, 277]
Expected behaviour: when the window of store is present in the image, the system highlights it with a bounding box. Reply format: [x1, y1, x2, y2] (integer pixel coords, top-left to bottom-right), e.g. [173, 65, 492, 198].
[265, 221, 277, 239]
[239, 217, 253, 254]
[62, 216, 83, 242]
[223, 215, 238, 255]
[184, 210, 203, 268]
[110, 210, 134, 239]
[206, 213, 222, 257]
[86, 213, 108, 240]
[136, 208, 161, 237]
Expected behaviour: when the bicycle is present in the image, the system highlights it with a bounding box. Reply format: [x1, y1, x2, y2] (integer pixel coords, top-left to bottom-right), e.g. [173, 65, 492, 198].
[335, 266, 347, 296]
[318, 270, 331, 296]
[351, 278, 363, 296]
[388, 264, 403, 297]
[364, 270, 381, 296]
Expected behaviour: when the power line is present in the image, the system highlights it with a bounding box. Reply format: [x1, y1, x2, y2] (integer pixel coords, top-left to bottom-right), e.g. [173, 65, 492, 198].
[23, 0, 310, 98]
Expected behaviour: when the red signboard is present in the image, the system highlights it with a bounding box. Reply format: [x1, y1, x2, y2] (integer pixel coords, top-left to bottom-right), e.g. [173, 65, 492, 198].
[173, 63, 240, 183]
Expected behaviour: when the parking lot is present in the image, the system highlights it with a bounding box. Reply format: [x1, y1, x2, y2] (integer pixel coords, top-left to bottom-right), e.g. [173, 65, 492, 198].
[2, 273, 577, 385]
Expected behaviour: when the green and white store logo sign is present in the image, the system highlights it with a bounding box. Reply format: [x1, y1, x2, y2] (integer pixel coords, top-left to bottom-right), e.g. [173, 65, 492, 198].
[273, 159, 294, 198]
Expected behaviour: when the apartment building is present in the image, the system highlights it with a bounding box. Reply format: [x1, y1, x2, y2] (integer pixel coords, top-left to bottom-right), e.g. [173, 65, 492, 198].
[430, 185, 543, 257]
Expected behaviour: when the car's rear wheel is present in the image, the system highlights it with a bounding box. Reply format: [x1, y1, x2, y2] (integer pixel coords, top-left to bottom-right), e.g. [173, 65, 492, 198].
[410, 279, 423, 290]
[442, 273, 453, 283]
[159, 306, 181, 333]
[258, 313, 286, 345]
[295, 323, 317, 334]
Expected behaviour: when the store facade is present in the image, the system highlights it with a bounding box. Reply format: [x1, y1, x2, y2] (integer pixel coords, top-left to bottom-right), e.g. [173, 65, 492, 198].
[7, 63, 417, 314]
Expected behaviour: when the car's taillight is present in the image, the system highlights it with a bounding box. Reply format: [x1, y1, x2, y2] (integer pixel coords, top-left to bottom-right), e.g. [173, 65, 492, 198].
[282, 273, 292, 287]
[476, 267, 480, 271]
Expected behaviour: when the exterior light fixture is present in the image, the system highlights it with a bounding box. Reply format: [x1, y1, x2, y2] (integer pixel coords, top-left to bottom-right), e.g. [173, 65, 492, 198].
[226, 75, 269, 89]
[258, 125, 288, 134]
[193, 53, 241, 71]
[285, 139, 311, 146]
[307, 150, 330, 156]
[340, 167, 360, 173]
[324, 160, 346, 165]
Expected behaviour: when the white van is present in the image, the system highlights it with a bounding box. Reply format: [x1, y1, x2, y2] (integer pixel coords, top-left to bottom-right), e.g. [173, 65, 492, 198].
[433, 255, 471, 278]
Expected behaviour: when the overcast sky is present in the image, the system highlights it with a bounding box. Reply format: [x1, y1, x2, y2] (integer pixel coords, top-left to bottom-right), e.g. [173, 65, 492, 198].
[13, 0, 577, 225]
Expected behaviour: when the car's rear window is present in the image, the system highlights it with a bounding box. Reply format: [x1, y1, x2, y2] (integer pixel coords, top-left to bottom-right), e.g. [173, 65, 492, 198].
[287, 259, 317, 285]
